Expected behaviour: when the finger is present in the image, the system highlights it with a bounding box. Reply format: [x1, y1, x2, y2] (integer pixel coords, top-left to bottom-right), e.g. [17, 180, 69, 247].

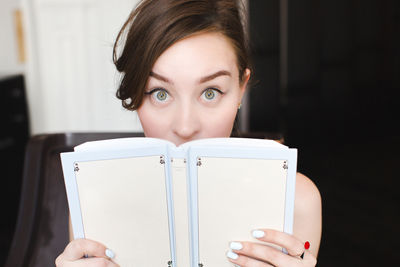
[57, 257, 118, 267]
[299, 250, 318, 266]
[74, 257, 119, 267]
[229, 241, 297, 267]
[227, 250, 274, 267]
[61, 239, 114, 261]
[251, 229, 304, 256]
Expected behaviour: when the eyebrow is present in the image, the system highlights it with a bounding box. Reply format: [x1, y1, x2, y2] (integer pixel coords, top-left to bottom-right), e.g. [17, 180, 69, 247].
[149, 70, 231, 85]
[149, 71, 172, 84]
[199, 70, 231, 83]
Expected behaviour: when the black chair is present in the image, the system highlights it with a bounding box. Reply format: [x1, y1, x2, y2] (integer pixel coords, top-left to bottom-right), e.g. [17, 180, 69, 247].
[5, 133, 144, 267]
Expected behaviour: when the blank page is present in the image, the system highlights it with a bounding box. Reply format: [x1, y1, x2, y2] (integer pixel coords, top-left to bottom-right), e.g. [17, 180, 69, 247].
[197, 157, 287, 267]
[75, 156, 171, 267]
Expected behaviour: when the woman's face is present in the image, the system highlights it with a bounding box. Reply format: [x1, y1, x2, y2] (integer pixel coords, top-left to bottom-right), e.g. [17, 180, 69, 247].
[137, 32, 250, 146]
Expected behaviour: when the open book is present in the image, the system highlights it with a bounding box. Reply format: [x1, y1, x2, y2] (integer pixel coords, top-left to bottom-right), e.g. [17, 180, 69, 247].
[60, 137, 297, 267]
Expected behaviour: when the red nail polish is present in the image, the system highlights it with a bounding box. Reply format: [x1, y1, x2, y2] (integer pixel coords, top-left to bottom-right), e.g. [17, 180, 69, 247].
[304, 241, 310, 250]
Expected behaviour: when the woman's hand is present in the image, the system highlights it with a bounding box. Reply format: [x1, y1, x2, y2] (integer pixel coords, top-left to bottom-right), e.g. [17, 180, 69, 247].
[55, 239, 118, 267]
[226, 229, 317, 267]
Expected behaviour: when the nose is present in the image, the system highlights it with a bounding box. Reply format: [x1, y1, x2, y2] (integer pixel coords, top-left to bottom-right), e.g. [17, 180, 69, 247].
[172, 103, 201, 141]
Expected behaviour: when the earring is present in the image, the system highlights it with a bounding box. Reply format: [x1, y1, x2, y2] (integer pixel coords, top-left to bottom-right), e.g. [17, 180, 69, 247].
[238, 103, 242, 110]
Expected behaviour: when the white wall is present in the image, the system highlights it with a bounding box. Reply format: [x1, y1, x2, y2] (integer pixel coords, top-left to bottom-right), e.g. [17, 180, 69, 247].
[0, 0, 25, 74]
[21, 0, 143, 135]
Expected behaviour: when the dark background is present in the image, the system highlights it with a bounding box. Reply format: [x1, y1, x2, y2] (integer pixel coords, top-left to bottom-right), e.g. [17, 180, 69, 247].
[0, 74, 29, 267]
[248, 0, 399, 266]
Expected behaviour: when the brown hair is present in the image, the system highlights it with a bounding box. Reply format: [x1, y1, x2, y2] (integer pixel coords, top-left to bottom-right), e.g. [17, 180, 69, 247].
[113, 0, 251, 111]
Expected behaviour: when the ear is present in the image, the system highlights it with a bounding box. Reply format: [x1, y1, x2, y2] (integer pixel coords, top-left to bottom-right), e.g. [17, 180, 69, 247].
[239, 68, 251, 101]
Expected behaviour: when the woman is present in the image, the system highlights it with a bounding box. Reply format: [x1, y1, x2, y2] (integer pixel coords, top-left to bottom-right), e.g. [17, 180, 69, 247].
[56, 0, 321, 266]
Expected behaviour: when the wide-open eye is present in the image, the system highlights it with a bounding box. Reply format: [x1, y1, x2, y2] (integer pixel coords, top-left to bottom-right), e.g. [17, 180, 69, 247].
[155, 90, 168, 101]
[145, 88, 170, 103]
[201, 88, 223, 101]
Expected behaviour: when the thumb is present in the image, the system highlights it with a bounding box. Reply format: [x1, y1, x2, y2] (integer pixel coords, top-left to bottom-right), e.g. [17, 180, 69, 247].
[62, 238, 115, 261]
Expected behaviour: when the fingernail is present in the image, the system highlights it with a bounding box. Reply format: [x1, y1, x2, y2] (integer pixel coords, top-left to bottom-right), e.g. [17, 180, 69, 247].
[230, 241, 243, 250]
[252, 230, 265, 238]
[226, 250, 239, 260]
[105, 248, 115, 259]
[234, 265, 241, 267]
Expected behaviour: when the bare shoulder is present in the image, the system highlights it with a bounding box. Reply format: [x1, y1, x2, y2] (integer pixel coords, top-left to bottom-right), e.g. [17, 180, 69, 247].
[293, 172, 322, 256]
[295, 172, 321, 212]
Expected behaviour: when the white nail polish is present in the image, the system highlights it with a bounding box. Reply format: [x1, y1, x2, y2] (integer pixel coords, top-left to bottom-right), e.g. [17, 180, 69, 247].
[252, 230, 265, 238]
[226, 250, 239, 260]
[105, 248, 115, 259]
[230, 241, 243, 250]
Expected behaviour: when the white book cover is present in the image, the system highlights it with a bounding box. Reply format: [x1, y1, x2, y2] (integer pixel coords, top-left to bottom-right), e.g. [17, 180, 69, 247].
[60, 137, 297, 267]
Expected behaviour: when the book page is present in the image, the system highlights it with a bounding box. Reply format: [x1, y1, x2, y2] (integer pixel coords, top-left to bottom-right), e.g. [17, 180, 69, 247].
[197, 157, 287, 267]
[74, 156, 171, 267]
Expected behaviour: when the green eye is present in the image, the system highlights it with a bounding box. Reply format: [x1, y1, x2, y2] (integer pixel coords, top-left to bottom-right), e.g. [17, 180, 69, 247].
[156, 90, 168, 101]
[144, 88, 170, 103]
[204, 89, 215, 100]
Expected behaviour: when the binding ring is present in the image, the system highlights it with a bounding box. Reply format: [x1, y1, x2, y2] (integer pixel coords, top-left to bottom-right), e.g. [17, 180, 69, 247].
[283, 160, 288, 170]
[74, 163, 79, 172]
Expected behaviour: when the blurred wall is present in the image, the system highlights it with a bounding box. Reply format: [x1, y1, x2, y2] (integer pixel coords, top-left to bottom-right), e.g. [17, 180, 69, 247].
[1, 0, 144, 135]
[0, 0, 24, 74]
